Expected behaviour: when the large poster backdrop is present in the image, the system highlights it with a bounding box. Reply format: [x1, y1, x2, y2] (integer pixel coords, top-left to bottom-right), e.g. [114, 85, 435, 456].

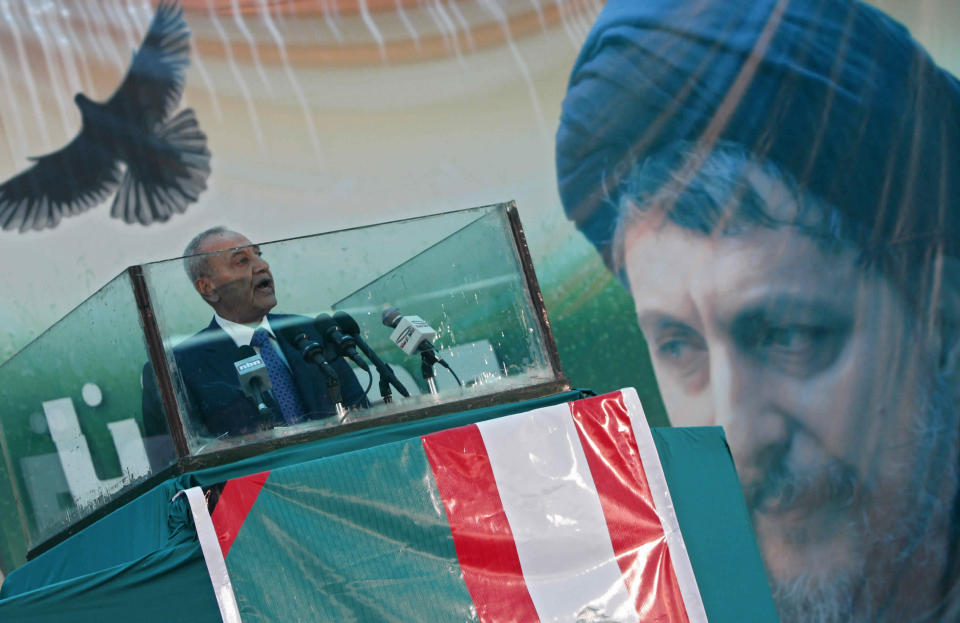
[556, 2, 960, 623]
[0, 2, 958, 622]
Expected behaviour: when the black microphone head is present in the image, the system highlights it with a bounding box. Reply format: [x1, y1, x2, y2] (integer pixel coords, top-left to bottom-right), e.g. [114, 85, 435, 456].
[276, 319, 316, 351]
[382, 306, 402, 328]
[276, 324, 299, 348]
[315, 313, 357, 350]
[314, 313, 337, 336]
[235, 345, 257, 361]
[333, 311, 360, 336]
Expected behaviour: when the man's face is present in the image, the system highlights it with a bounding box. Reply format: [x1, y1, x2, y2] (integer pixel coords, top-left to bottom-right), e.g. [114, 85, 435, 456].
[195, 232, 277, 324]
[622, 214, 954, 620]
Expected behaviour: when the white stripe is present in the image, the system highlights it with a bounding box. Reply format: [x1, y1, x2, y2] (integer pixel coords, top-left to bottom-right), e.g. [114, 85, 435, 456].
[175, 487, 243, 623]
[477, 405, 639, 623]
[620, 388, 709, 623]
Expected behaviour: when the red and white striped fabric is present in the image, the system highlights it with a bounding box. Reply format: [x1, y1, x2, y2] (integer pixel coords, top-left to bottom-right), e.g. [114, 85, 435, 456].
[184, 388, 707, 622]
[422, 388, 707, 623]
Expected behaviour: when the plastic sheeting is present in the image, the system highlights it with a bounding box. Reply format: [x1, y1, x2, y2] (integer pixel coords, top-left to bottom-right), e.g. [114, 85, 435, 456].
[180, 389, 773, 622]
[0, 389, 776, 622]
[2, 390, 588, 598]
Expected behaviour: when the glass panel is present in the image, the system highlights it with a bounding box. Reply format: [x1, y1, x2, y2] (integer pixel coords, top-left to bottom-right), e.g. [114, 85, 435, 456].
[0, 273, 176, 559]
[141, 204, 561, 455]
[334, 205, 554, 398]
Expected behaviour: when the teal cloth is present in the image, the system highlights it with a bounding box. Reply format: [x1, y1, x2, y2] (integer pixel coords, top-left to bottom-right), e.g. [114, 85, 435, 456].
[0, 543, 218, 623]
[654, 427, 779, 622]
[227, 440, 478, 621]
[2, 390, 588, 597]
[0, 393, 777, 622]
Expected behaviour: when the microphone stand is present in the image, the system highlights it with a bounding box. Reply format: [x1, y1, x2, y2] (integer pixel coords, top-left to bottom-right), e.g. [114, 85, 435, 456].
[355, 337, 410, 404]
[293, 334, 345, 418]
[419, 346, 441, 396]
[256, 389, 279, 430]
[334, 311, 411, 404]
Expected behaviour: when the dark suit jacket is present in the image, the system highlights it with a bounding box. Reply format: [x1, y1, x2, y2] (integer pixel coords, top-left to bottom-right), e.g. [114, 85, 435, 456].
[142, 314, 367, 440]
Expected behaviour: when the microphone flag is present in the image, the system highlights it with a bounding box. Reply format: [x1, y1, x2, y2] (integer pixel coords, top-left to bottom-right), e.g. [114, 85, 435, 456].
[388, 315, 438, 355]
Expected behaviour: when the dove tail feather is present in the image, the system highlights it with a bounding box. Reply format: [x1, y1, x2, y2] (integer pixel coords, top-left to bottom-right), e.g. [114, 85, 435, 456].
[110, 108, 211, 226]
[0, 197, 25, 231]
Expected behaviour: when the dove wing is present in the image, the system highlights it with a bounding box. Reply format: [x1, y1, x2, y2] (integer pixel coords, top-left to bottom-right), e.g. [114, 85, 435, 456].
[0, 129, 122, 232]
[106, 0, 191, 130]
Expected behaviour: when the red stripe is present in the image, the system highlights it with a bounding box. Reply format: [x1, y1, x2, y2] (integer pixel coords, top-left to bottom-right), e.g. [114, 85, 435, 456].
[422, 424, 541, 623]
[570, 391, 691, 622]
[210, 470, 270, 558]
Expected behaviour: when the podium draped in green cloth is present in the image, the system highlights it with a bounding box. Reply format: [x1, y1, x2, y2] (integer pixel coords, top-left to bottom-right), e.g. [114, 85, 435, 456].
[1, 390, 591, 599]
[0, 390, 777, 622]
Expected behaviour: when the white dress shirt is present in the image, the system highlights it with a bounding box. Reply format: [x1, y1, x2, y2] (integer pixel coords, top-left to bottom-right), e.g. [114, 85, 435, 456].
[214, 314, 292, 370]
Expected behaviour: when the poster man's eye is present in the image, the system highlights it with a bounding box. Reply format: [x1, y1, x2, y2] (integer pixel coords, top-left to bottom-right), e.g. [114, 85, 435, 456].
[768, 326, 823, 349]
[653, 326, 707, 378]
[734, 314, 850, 376]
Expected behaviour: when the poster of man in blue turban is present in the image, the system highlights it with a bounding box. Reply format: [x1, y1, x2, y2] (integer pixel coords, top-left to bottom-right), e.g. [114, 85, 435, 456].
[556, 0, 960, 621]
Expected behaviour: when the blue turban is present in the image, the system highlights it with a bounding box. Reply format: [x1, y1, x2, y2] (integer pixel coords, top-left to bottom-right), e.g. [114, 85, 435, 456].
[556, 0, 960, 269]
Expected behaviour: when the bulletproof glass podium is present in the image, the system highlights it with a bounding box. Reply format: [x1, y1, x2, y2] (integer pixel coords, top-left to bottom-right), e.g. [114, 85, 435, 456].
[0, 203, 567, 565]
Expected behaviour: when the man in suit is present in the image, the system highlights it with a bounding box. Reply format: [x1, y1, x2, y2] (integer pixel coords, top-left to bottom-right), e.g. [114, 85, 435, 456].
[143, 227, 367, 441]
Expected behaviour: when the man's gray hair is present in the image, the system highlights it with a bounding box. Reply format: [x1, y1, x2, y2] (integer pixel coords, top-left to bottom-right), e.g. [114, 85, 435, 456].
[183, 226, 231, 283]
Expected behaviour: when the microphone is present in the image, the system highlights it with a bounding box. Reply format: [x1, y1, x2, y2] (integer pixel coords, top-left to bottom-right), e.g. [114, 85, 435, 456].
[277, 321, 329, 369]
[314, 313, 369, 372]
[277, 319, 344, 410]
[234, 345, 274, 416]
[334, 311, 410, 399]
[380, 307, 462, 393]
[382, 306, 459, 395]
[381, 306, 439, 356]
[381, 306, 403, 329]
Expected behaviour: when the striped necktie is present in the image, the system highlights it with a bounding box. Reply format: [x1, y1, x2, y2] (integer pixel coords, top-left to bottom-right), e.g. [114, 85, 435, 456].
[251, 328, 305, 424]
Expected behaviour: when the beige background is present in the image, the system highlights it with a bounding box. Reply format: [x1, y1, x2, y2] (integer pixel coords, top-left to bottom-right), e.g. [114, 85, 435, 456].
[0, 0, 956, 362]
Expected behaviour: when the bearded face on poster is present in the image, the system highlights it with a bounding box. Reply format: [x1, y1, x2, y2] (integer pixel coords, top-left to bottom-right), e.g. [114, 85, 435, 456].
[557, 1, 960, 622]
